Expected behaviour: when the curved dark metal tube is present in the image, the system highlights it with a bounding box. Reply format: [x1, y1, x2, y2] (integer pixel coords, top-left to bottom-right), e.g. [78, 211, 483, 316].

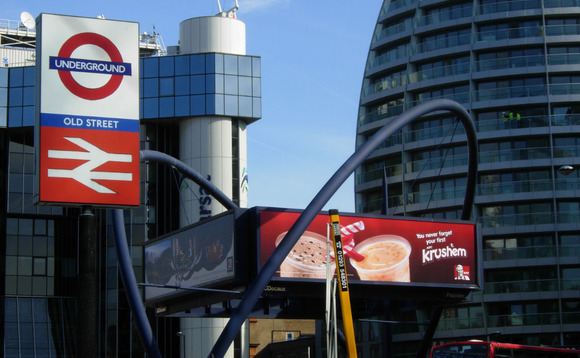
[140, 149, 238, 211]
[112, 150, 239, 357]
[112, 209, 162, 358]
[209, 99, 478, 358]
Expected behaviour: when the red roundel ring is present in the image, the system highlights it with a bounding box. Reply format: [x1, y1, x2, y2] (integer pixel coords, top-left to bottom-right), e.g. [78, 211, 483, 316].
[57, 32, 124, 100]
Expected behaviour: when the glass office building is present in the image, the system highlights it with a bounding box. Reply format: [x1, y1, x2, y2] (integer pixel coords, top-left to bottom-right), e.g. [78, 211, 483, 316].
[355, 0, 580, 355]
[0, 16, 261, 357]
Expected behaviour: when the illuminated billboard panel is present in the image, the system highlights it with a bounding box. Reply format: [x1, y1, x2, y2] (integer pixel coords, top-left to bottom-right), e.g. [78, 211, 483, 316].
[258, 209, 479, 288]
[144, 211, 238, 303]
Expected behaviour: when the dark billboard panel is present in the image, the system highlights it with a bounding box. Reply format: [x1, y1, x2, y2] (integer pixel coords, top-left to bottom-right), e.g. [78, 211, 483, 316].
[258, 209, 479, 288]
[144, 211, 237, 302]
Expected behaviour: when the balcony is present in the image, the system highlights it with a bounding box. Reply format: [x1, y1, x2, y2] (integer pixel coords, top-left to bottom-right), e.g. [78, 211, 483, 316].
[358, 104, 404, 127]
[479, 179, 552, 196]
[405, 123, 466, 143]
[552, 114, 580, 126]
[416, 33, 471, 54]
[408, 62, 470, 84]
[477, 0, 541, 15]
[474, 55, 545, 72]
[373, 18, 413, 44]
[478, 211, 555, 228]
[544, 0, 580, 7]
[437, 316, 485, 331]
[546, 24, 580, 36]
[477, 26, 543, 42]
[484, 278, 558, 294]
[406, 186, 467, 205]
[550, 83, 580, 96]
[409, 90, 470, 108]
[483, 245, 557, 261]
[406, 153, 469, 173]
[417, 7, 473, 27]
[356, 164, 402, 185]
[478, 114, 550, 132]
[362, 74, 407, 98]
[487, 312, 559, 327]
[548, 53, 580, 66]
[474, 84, 547, 102]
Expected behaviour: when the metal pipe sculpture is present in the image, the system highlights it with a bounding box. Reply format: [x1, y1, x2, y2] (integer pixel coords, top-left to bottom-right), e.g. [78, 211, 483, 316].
[209, 99, 478, 358]
[111, 149, 238, 357]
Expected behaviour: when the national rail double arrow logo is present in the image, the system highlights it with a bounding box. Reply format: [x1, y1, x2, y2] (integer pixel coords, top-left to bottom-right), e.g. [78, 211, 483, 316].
[47, 137, 132, 194]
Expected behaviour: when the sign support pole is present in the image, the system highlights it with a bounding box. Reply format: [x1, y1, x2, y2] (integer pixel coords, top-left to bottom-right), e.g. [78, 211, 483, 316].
[328, 209, 357, 358]
[77, 206, 98, 358]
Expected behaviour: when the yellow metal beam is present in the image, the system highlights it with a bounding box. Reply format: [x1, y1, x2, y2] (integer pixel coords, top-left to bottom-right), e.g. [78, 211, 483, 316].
[329, 209, 357, 357]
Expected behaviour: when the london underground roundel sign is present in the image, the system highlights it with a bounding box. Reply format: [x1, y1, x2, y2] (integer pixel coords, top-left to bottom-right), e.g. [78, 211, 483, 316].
[55, 32, 126, 100]
[49, 31, 133, 101]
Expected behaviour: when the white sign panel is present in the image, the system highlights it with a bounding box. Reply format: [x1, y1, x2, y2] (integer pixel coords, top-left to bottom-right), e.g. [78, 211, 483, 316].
[39, 14, 139, 118]
[36, 14, 140, 206]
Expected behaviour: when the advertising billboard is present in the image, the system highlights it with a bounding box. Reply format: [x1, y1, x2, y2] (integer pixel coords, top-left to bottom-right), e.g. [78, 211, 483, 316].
[258, 209, 479, 289]
[144, 211, 240, 303]
[36, 14, 140, 206]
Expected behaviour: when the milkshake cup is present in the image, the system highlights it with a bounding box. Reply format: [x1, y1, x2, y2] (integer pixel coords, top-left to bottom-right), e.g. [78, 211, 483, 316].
[275, 231, 334, 279]
[350, 235, 411, 282]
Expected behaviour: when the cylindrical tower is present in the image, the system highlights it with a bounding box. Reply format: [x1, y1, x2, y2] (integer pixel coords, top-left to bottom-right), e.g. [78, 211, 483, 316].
[177, 14, 251, 225]
[176, 12, 255, 358]
[179, 16, 246, 55]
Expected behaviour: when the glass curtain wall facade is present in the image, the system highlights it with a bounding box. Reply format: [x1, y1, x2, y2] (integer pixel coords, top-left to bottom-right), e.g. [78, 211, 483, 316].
[356, 0, 580, 355]
[0, 49, 261, 356]
[0, 63, 182, 356]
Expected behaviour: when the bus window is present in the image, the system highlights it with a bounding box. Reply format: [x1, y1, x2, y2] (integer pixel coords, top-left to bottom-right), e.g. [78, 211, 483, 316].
[431, 343, 488, 358]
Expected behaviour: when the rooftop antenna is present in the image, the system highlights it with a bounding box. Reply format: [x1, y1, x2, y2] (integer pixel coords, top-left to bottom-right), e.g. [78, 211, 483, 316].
[20, 11, 35, 30]
[216, 0, 239, 18]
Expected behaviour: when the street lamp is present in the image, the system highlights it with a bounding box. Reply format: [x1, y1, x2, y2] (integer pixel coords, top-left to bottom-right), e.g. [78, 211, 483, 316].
[176, 331, 185, 358]
[559, 165, 575, 176]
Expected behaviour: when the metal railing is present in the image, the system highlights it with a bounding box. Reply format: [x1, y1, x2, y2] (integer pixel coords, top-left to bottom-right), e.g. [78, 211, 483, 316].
[477, 0, 542, 14]
[474, 55, 544, 71]
[406, 186, 467, 204]
[477, 26, 543, 42]
[408, 62, 470, 83]
[358, 104, 404, 127]
[487, 312, 560, 327]
[416, 33, 471, 54]
[409, 91, 470, 107]
[484, 278, 558, 294]
[478, 211, 555, 228]
[479, 179, 552, 196]
[362, 74, 407, 97]
[373, 18, 413, 43]
[406, 153, 469, 173]
[437, 316, 485, 331]
[483, 245, 557, 261]
[545, 0, 580, 6]
[417, 7, 473, 27]
[474, 84, 547, 101]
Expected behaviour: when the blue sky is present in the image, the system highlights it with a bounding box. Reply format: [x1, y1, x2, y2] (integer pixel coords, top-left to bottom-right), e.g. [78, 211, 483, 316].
[5, 0, 382, 213]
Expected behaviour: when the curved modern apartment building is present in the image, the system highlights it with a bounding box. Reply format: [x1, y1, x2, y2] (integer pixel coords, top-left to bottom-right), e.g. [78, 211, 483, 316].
[356, 0, 580, 354]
